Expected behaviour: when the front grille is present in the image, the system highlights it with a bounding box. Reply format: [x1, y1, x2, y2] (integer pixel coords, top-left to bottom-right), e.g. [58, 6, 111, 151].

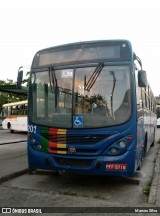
[54, 157, 93, 167]
[42, 133, 108, 145]
[49, 147, 96, 153]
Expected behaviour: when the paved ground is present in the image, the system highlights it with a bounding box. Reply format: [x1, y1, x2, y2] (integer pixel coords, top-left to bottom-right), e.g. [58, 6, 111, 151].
[148, 143, 160, 206]
[0, 128, 27, 144]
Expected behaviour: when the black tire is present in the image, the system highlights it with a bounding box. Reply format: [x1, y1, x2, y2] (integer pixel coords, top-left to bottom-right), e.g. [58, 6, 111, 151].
[7, 122, 14, 133]
[143, 135, 147, 158]
[137, 135, 147, 170]
[137, 150, 143, 170]
[151, 129, 155, 147]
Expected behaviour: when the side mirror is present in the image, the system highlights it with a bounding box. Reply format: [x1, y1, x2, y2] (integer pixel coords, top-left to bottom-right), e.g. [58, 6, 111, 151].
[17, 67, 23, 89]
[138, 70, 147, 87]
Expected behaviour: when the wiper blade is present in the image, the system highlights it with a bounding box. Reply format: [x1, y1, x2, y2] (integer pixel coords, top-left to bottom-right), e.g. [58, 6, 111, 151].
[110, 71, 116, 117]
[84, 63, 104, 91]
[49, 67, 57, 93]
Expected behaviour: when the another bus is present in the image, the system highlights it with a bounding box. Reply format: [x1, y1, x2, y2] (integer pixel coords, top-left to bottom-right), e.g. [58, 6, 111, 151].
[2, 100, 28, 132]
[157, 104, 160, 127]
[155, 96, 160, 127]
[157, 105, 160, 119]
[19, 40, 156, 177]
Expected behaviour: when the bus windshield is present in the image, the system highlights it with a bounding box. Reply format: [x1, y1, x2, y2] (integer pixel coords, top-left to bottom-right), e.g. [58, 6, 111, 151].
[30, 65, 131, 128]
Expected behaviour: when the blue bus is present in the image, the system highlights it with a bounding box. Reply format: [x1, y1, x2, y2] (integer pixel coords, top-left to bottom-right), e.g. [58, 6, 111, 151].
[21, 40, 156, 177]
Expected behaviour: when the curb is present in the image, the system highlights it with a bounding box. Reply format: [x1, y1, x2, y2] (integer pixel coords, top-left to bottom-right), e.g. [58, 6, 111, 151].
[0, 169, 29, 183]
[148, 146, 160, 205]
[0, 140, 27, 145]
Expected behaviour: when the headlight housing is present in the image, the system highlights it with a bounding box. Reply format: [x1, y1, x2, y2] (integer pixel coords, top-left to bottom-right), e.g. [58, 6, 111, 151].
[104, 135, 133, 156]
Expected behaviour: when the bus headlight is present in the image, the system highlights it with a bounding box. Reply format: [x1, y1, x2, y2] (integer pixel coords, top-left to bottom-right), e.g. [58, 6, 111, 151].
[31, 138, 36, 144]
[119, 141, 126, 148]
[110, 148, 117, 154]
[37, 144, 42, 150]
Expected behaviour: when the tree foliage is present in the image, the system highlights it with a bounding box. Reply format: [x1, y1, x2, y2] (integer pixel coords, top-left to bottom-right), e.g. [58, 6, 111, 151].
[0, 79, 27, 111]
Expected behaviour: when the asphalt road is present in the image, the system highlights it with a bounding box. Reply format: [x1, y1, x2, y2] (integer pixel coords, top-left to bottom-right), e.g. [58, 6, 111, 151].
[0, 128, 160, 215]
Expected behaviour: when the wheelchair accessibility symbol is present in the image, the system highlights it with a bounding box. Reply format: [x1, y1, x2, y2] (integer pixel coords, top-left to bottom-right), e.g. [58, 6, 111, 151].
[73, 116, 83, 127]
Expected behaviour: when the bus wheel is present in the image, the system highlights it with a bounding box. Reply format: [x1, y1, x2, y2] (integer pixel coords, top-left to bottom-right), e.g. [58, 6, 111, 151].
[137, 160, 142, 170]
[151, 130, 155, 147]
[137, 149, 143, 170]
[138, 135, 147, 170]
[151, 139, 155, 147]
[143, 135, 147, 158]
[7, 123, 14, 133]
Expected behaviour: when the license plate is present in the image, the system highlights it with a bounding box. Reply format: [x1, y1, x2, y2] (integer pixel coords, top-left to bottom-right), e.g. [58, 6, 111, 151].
[106, 163, 127, 170]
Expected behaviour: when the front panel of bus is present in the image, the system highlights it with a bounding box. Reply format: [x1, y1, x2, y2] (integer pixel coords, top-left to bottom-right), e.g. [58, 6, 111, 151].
[27, 40, 138, 177]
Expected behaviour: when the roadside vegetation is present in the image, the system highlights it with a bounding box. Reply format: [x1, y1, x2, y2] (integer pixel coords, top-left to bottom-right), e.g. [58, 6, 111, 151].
[143, 180, 152, 197]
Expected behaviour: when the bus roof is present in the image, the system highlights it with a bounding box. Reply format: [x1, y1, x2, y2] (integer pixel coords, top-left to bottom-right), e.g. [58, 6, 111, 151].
[2, 100, 28, 108]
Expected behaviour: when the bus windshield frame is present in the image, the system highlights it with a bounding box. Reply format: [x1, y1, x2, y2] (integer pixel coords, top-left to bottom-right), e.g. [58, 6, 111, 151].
[29, 62, 132, 129]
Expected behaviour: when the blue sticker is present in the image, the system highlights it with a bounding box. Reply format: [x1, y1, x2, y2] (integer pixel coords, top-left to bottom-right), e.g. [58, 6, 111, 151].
[73, 116, 83, 127]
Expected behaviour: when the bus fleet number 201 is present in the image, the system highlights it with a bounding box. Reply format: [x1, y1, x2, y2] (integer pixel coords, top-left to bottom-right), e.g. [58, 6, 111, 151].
[28, 125, 37, 133]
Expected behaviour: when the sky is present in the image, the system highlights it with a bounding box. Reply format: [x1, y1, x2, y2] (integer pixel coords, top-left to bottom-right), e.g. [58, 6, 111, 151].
[0, 0, 160, 95]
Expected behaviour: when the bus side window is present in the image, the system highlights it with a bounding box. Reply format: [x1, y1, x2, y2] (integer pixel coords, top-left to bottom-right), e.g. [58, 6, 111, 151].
[137, 87, 142, 109]
[17, 105, 22, 115]
[11, 106, 17, 115]
[141, 89, 145, 109]
[144, 88, 148, 109]
[3, 108, 7, 118]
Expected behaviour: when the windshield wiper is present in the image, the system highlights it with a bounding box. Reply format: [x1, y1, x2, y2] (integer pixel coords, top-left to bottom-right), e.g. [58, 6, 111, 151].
[110, 71, 116, 117]
[49, 67, 58, 108]
[84, 63, 104, 91]
[49, 67, 57, 93]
